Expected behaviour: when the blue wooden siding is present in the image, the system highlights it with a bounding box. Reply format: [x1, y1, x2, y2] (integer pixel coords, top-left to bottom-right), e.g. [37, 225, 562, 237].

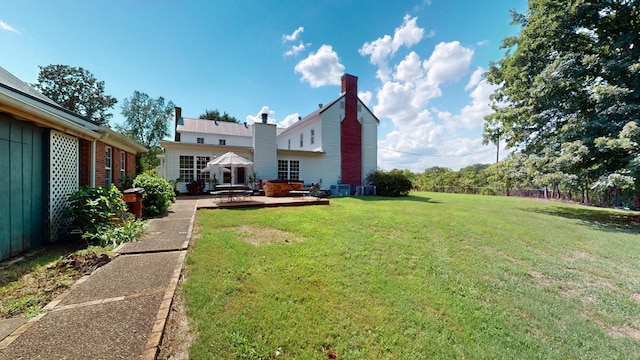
[0, 114, 46, 261]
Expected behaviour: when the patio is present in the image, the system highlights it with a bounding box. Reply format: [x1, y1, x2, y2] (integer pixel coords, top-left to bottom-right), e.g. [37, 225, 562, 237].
[193, 194, 330, 210]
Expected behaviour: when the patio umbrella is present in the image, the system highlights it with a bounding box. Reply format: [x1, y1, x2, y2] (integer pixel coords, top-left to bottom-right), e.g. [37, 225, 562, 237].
[201, 151, 253, 172]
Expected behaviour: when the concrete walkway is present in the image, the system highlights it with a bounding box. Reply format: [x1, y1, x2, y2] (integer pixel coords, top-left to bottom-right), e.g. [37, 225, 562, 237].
[0, 198, 197, 360]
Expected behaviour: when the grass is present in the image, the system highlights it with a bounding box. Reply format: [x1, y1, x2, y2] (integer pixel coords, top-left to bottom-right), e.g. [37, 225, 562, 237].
[0, 243, 113, 319]
[183, 192, 640, 359]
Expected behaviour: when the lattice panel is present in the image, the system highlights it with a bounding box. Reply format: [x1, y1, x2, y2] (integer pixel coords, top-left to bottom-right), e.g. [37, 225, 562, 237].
[50, 130, 79, 239]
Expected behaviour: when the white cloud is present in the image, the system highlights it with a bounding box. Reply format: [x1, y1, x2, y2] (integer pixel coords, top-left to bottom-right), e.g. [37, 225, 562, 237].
[457, 79, 499, 128]
[294, 45, 345, 88]
[359, 15, 426, 81]
[394, 51, 423, 82]
[465, 67, 484, 90]
[358, 91, 372, 107]
[0, 20, 19, 33]
[476, 40, 489, 46]
[245, 106, 276, 125]
[278, 113, 301, 128]
[283, 26, 304, 42]
[423, 41, 473, 85]
[354, 15, 504, 171]
[285, 42, 309, 57]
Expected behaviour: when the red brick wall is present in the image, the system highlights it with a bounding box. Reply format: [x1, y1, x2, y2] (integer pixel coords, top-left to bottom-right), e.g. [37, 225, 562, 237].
[126, 152, 136, 178]
[79, 139, 92, 187]
[77, 140, 138, 188]
[95, 141, 106, 186]
[340, 74, 362, 190]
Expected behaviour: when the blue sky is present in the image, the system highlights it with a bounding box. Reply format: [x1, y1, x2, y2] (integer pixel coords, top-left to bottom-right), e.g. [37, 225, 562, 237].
[1, 0, 526, 171]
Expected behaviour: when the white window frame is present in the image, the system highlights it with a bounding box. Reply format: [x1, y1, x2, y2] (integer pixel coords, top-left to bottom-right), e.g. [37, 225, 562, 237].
[120, 151, 126, 180]
[179, 155, 194, 182]
[277, 160, 300, 180]
[310, 129, 315, 144]
[105, 146, 112, 185]
[197, 137, 204, 144]
[300, 133, 303, 148]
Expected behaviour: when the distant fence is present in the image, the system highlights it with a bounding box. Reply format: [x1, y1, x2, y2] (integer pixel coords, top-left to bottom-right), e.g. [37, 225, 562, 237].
[416, 185, 637, 208]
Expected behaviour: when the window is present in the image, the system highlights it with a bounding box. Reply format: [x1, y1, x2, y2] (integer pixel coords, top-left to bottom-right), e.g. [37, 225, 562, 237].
[287, 139, 291, 150]
[179, 155, 194, 181]
[105, 146, 112, 185]
[300, 133, 303, 148]
[310, 129, 315, 144]
[196, 156, 210, 181]
[278, 160, 288, 180]
[289, 160, 300, 180]
[120, 151, 126, 180]
[197, 137, 204, 144]
[277, 160, 300, 180]
[358, 104, 362, 112]
[219, 139, 226, 145]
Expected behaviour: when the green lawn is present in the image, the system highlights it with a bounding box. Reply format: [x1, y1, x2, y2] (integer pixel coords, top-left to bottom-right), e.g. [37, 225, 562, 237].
[183, 192, 640, 359]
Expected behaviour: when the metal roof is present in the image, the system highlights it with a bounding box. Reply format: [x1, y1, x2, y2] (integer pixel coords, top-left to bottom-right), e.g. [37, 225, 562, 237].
[177, 117, 253, 137]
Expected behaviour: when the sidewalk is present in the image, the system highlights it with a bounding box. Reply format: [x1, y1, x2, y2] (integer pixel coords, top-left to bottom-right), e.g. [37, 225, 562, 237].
[0, 198, 197, 360]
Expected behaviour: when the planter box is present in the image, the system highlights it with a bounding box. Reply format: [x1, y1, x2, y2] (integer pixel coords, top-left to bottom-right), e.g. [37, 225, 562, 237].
[263, 181, 304, 197]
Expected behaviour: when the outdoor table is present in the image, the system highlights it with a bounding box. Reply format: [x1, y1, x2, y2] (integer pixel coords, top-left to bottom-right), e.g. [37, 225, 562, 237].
[211, 186, 252, 202]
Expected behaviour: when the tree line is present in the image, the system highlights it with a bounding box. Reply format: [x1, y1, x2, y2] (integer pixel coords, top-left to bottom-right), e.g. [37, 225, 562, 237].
[406, 161, 636, 208]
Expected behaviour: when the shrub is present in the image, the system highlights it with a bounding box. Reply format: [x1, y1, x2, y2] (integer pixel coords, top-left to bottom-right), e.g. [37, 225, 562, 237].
[65, 184, 128, 234]
[64, 184, 146, 247]
[118, 174, 135, 190]
[133, 171, 175, 217]
[366, 169, 412, 197]
[82, 214, 146, 247]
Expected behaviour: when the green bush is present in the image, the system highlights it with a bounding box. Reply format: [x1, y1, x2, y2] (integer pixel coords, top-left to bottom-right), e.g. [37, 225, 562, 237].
[133, 171, 175, 217]
[82, 214, 146, 247]
[366, 169, 412, 197]
[64, 184, 146, 247]
[65, 184, 128, 234]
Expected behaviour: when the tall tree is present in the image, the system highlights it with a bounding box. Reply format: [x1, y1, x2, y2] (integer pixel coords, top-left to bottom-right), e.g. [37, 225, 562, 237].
[484, 1, 639, 190]
[199, 108, 239, 123]
[32, 64, 117, 126]
[118, 91, 174, 171]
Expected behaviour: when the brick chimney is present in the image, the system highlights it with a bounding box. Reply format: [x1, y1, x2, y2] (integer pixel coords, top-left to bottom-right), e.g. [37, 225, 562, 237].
[340, 74, 362, 191]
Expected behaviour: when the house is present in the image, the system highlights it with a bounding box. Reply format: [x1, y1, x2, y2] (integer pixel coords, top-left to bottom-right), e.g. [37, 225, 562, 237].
[0, 66, 147, 261]
[158, 74, 379, 194]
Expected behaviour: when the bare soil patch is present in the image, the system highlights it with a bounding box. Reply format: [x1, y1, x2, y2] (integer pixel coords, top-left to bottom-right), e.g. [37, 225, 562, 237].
[229, 225, 306, 246]
[0, 245, 112, 319]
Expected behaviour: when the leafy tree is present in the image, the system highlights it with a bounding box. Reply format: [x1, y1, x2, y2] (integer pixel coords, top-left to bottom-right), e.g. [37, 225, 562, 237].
[32, 64, 117, 126]
[199, 109, 239, 123]
[484, 1, 640, 200]
[366, 169, 412, 197]
[118, 91, 174, 171]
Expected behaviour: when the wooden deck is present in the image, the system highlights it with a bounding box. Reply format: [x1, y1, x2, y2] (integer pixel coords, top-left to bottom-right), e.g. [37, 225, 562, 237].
[194, 194, 330, 210]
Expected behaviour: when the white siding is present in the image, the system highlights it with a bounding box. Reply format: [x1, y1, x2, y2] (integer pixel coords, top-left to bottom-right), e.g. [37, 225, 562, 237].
[276, 117, 323, 152]
[252, 123, 277, 179]
[161, 143, 252, 192]
[360, 100, 378, 182]
[180, 132, 252, 147]
[314, 101, 343, 189]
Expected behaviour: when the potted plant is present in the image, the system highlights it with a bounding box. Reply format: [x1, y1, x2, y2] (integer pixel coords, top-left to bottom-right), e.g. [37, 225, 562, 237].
[186, 179, 205, 195]
[208, 174, 219, 191]
[248, 172, 258, 190]
[169, 177, 183, 197]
